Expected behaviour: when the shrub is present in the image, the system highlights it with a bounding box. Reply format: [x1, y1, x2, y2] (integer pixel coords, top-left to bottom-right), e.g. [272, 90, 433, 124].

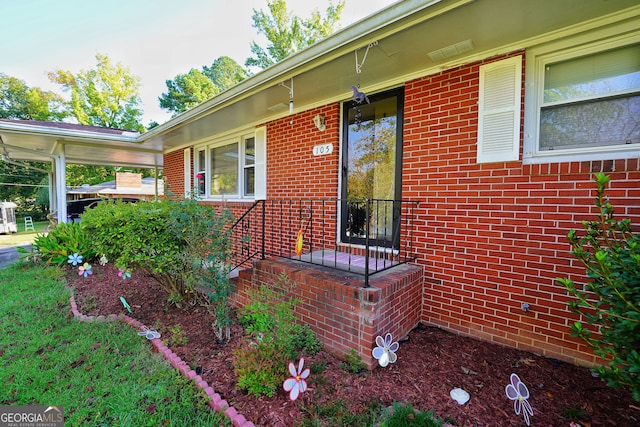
[340, 349, 366, 374]
[234, 273, 321, 397]
[32, 222, 96, 266]
[80, 198, 235, 341]
[558, 173, 640, 402]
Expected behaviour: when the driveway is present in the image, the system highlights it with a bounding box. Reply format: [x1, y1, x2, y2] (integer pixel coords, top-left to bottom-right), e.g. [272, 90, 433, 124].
[0, 245, 31, 269]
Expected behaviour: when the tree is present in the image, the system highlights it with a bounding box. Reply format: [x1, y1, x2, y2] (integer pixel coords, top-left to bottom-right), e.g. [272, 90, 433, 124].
[0, 74, 68, 121]
[47, 53, 145, 132]
[558, 173, 640, 401]
[245, 0, 345, 70]
[159, 56, 248, 116]
[0, 161, 49, 219]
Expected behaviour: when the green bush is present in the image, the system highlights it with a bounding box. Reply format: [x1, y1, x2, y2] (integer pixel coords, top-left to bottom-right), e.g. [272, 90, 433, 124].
[234, 273, 321, 397]
[32, 222, 96, 266]
[80, 198, 235, 340]
[558, 173, 640, 402]
[340, 349, 366, 374]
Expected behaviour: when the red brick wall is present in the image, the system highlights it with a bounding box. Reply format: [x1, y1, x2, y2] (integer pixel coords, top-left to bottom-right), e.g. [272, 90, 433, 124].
[267, 105, 341, 199]
[163, 51, 640, 367]
[163, 148, 186, 197]
[403, 52, 640, 366]
[231, 259, 423, 369]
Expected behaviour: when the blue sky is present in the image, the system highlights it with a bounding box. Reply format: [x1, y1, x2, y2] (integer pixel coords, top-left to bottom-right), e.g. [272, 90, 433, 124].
[2, 0, 396, 125]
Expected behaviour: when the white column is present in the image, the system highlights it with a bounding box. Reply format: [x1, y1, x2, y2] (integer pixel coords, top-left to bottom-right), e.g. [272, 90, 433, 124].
[53, 144, 67, 223]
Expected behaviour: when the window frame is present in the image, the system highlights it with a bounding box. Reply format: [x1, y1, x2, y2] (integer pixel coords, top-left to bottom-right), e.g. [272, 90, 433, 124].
[194, 129, 259, 200]
[523, 27, 640, 164]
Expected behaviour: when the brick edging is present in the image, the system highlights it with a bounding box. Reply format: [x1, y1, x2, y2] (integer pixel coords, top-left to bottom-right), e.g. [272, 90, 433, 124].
[68, 293, 255, 427]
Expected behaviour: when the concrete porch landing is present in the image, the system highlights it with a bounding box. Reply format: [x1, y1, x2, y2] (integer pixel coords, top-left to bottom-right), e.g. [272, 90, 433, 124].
[231, 258, 423, 369]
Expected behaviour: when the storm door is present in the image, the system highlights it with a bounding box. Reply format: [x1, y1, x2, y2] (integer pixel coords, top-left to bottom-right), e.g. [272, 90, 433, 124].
[341, 88, 404, 247]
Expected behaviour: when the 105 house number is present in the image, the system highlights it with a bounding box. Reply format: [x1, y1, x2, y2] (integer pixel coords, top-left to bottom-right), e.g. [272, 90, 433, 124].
[313, 143, 333, 156]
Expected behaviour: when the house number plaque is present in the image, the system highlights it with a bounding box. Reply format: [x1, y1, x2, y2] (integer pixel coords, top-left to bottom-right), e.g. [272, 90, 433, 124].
[313, 143, 333, 156]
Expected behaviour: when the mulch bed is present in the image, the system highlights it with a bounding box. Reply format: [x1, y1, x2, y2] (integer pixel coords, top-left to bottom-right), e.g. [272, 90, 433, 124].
[67, 264, 639, 426]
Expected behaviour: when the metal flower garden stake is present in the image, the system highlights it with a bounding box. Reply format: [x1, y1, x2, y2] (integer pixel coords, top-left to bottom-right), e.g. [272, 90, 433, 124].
[78, 262, 92, 278]
[505, 373, 534, 425]
[68, 253, 83, 266]
[283, 357, 310, 401]
[372, 333, 399, 367]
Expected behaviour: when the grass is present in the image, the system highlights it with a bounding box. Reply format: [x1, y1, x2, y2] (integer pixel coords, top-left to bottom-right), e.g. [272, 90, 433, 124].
[0, 219, 48, 246]
[0, 263, 230, 426]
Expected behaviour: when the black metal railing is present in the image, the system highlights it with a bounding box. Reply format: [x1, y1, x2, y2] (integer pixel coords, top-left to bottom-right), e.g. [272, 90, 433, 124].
[230, 199, 419, 287]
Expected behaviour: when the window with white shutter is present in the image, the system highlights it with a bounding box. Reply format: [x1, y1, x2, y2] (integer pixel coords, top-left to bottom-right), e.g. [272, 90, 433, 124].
[477, 56, 522, 163]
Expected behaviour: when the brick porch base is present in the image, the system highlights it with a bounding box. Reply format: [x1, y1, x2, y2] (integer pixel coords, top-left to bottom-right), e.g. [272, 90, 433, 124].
[230, 258, 424, 369]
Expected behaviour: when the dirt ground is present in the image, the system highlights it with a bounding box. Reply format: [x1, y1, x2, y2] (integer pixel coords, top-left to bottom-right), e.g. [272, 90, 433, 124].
[68, 265, 639, 427]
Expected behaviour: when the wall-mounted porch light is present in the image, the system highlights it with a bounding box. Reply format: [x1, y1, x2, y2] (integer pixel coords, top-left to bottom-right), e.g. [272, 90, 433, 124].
[313, 114, 326, 131]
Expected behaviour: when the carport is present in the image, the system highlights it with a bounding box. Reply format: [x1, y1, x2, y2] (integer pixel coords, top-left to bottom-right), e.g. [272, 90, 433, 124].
[0, 120, 163, 222]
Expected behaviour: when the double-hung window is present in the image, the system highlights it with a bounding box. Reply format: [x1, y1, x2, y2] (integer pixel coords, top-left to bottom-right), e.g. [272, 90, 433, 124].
[194, 127, 265, 200]
[524, 28, 640, 163]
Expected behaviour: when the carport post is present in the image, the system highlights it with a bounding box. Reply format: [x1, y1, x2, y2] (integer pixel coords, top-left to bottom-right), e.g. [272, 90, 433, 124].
[53, 144, 68, 223]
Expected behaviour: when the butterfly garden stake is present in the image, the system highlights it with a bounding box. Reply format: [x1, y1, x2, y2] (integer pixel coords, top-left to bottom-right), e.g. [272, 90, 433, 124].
[505, 373, 534, 425]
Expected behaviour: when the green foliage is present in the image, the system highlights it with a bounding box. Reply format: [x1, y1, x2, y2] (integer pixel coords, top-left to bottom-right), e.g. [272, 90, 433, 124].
[245, 0, 345, 70]
[378, 402, 444, 427]
[0, 161, 49, 220]
[159, 56, 247, 116]
[561, 405, 589, 421]
[340, 349, 366, 374]
[80, 197, 235, 340]
[0, 73, 68, 121]
[558, 173, 640, 401]
[168, 324, 188, 346]
[47, 53, 145, 132]
[234, 273, 321, 397]
[32, 221, 96, 266]
[300, 399, 382, 427]
[234, 339, 285, 397]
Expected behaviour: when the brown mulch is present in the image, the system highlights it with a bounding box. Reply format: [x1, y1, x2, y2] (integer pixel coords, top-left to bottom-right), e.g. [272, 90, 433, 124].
[67, 264, 639, 427]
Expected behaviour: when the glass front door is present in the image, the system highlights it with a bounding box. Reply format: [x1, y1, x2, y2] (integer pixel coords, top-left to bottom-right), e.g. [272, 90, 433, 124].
[341, 88, 404, 247]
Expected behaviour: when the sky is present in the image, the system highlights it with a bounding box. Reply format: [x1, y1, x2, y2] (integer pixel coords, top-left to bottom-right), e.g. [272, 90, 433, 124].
[2, 0, 397, 126]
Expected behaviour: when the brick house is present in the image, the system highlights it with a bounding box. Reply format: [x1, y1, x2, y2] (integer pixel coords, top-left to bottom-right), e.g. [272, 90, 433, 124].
[3, 1, 635, 369]
[155, 0, 640, 368]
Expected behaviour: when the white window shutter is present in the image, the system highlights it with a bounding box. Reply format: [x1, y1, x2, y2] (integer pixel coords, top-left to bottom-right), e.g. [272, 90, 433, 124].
[477, 56, 522, 163]
[254, 126, 267, 200]
[183, 148, 191, 198]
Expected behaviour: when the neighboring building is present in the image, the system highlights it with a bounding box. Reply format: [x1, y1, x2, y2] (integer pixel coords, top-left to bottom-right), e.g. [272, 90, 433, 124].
[2, 0, 639, 369]
[67, 172, 164, 201]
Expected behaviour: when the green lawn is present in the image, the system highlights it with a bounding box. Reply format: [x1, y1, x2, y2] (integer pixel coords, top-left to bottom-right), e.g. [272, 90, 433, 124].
[0, 264, 230, 426]
[0, 219, 48, 246]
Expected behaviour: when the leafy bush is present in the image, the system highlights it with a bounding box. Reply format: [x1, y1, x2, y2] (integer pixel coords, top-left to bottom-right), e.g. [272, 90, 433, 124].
[32, 222, 96, 265]
[340, 349, 366, 374]
[80, 198, 235, 340]
[234, 273, 321, 397]
[558, 173, 640, 402]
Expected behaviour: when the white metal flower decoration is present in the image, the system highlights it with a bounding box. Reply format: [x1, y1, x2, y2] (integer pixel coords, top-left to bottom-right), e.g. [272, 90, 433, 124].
[283, 357, 310, 401]
[505, 373, 534, 426]
[372, 333, 399, 367]
[138, 327, 161, 340]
